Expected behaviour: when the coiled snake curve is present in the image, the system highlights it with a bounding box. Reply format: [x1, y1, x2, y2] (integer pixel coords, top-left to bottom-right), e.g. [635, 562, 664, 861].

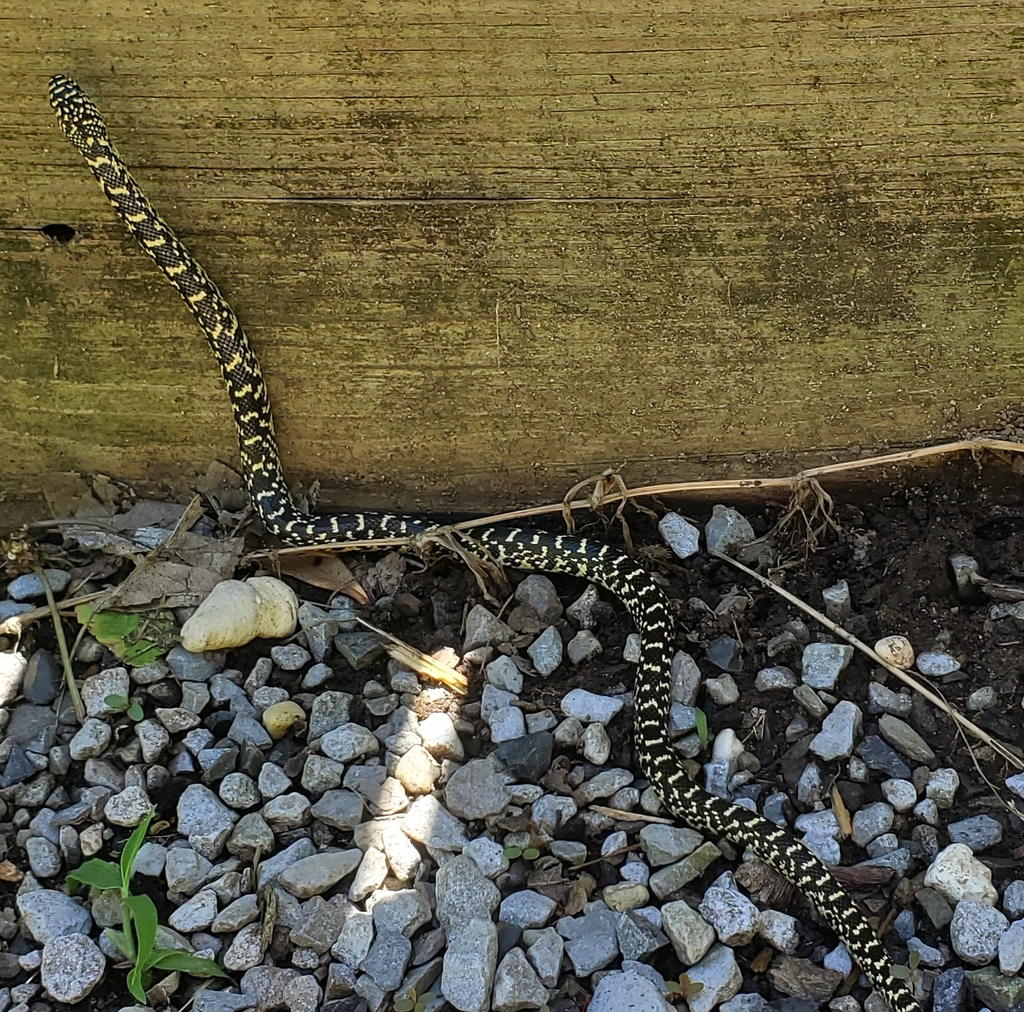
[48, 75, 919, 1012]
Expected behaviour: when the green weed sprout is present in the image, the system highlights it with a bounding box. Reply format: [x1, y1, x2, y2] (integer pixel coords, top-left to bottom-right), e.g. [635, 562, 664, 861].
[67, 808, 227, 1002]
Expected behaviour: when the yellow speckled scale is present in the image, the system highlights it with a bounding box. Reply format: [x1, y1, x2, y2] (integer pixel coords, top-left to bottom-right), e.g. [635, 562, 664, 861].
[48, 74, 919, 1012]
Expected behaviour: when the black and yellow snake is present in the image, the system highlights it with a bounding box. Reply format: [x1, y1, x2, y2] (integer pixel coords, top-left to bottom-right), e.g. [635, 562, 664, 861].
[48, 75, 920, 1012]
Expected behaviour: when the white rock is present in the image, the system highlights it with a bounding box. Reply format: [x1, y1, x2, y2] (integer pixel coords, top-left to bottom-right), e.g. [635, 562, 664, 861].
[923, 843, 998, 905]
[874, 635, 915, 669]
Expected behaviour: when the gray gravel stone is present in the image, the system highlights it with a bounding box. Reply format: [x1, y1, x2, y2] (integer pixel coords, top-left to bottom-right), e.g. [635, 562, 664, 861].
[436, 854, 500, 933]
[168, 889, 218, 932]
[851, 802, 895, 847]
[310, 789, 364, 831]
[881, 778, 918, 812]
[104, 785, 153, 826]
[278, 849, 362, 898]
[809, 700, 862, 761]
[270, 643, 311, 670]
[649, 842, 722, 899]
[947, 814, 1002, 852]
[821, 579, 851, 622]
[855, 735, 912, 779]
[25, 837, 61, 879]
[1004, 879, 1024, 919]
[8, 569, 70, 600]
[757, 909, 799, 954]
[212, 893, 261, 932]
[698, 883, 759, 946]
[445, 758, 512, 820]
[17, 889, 92, 944]
[704, 505, 755, 554]
[577, 767, 634, 804]
[526, 927, 565, 988]
[800, 642, 854, 690]
[348, 846, 388, 903]
[463, 605, 514, 652]
[307, 692, 353, 740]
[966, 685, 997, 711]
[40, 931, 104, 1002]
[360, 928, 412, 991]
[705, 673, 739, 705]
[589, 970, 673, 1012]
[754, 666, 797, 691]
[950, 900, 1007, 965]
[686, 942, 743, 1012]
[566, 584, 601, 628]
[488, 705, 527, 743]
[331, 903, 374, 967]
[558, 902, 619, 975]
[80, 666, 130, 717]
[321, 723, 379, 763]
[334, 630, 386, 669]
[878, 713, 935, 761]
[567, 629, 602, 665]
[178, 783, 238, 859]
[515, 574, 563, 623]
[527, 626, 564, 676]
[916, 651, 961, 676]
[257, 838, 316, 889]
[166, 645, 225, 681]
[486, 654, 524, 693]
[999, 918, 1024, 974]
[69, 718, 111, 761]
[662, 899, 715, 963]
[560, 688, 623, 725]
[866, 681, 913, 717]
[219, 772, 260, 810]
[492, 946, 550, 1012]
[443, 918, 498, 1012]
[615, 909, 668, 961]
[418, 711, 465, 761]
[659, 512, 701, 560]
[402, 795, 468, 852]
[638, 824, 703, 866]
[500, 889, 557, 929]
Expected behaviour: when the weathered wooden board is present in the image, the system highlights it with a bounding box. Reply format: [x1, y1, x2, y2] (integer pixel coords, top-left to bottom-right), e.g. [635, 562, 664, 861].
[2, 2, 1023, 528]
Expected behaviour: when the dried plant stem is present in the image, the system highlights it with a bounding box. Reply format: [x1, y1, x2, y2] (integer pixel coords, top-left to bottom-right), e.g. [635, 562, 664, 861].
[34, 566, 85, 723]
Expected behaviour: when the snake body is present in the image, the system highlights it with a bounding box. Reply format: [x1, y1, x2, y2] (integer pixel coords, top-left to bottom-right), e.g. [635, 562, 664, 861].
[49, 75, 919, 1012]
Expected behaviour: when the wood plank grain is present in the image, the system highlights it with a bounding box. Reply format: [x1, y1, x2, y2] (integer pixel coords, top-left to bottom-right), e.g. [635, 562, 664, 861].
[2, 1, 1022, 520]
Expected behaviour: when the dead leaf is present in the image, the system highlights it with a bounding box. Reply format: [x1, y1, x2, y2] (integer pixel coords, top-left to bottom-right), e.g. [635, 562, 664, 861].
[831, 784, 852, 838]
[367, 552, 406, 598]
[108, 560, 229, 609]
[0, 860, 24, 883]
[563, 872, 596, 916]
[276, 552, 366, 602]
[39, 471, 106, 519]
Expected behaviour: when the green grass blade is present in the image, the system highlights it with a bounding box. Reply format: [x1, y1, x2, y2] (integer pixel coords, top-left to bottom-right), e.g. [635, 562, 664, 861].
[149, 950, 229, 978]
[67, 858, 122, 892]
[119, 809, 155, 893]
[123, 893, 159, 966]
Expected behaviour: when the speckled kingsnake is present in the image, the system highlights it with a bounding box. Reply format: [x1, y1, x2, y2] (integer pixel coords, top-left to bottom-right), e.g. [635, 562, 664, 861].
[48, 74, 920, 1012]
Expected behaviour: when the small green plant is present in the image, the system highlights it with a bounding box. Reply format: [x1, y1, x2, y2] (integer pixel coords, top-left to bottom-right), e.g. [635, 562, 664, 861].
[693, 707, 709, 748]
[76, 603, 176, 667]
[394, 987, 437, 1012]
[890, 949, 923, 983]
[666, 973, 704, 1004]
[67, 808, 227, 1002]
[503, 844, 541, 862]
[104, 693, 145, 722]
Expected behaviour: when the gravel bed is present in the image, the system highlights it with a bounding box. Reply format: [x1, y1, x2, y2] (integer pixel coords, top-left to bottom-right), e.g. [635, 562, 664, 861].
[0, 480, 1023, 1012]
